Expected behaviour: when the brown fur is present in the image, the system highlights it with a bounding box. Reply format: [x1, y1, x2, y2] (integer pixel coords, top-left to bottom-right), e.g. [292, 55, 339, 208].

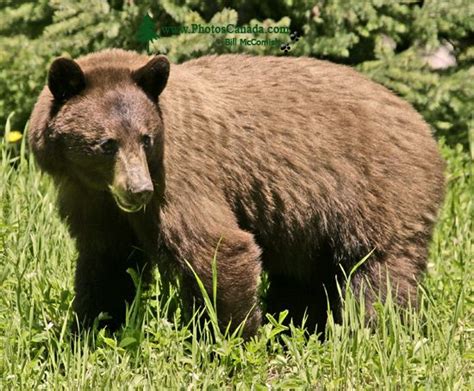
[28, 49, 445, 336]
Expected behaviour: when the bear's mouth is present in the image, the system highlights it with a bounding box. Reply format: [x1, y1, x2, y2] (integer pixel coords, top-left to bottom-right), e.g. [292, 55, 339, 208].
[113, 195, 146, 213]
[109, 185, 147, 213]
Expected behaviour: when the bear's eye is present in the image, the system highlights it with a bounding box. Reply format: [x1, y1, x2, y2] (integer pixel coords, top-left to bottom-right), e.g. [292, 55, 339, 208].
[141, 134, 152, 149]
[99, 138, 118, 155]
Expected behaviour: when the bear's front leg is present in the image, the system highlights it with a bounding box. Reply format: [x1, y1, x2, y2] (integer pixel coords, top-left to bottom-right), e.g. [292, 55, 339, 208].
[59, 187, 150, 332]
[211, 229, 263, 338]
[73, 251, 137, 331]
[160, 201, 263, 338]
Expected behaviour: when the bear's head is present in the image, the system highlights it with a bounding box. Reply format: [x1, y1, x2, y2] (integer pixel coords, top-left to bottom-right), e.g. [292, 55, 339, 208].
[29, 54, 170, 213]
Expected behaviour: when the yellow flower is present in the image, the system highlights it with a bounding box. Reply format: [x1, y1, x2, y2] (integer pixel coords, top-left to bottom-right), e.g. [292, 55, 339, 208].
[6, 131, 22, 143]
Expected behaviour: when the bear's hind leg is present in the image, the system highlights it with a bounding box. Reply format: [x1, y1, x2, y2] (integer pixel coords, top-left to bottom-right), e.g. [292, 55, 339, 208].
[345, 250, 426, 324]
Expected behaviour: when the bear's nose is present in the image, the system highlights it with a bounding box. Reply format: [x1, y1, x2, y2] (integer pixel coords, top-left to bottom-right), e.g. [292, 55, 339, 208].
[129, 182, 153, 204]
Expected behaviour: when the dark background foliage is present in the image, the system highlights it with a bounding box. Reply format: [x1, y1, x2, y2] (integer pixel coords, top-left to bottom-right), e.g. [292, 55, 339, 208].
[0, 0, 472, 149]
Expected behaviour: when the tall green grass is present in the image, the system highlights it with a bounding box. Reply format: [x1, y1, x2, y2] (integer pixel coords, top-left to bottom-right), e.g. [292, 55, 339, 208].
[0, 119, 472, 388]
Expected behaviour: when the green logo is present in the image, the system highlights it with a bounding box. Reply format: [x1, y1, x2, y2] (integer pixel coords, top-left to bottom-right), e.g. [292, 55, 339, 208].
[136, 14, 159, 51]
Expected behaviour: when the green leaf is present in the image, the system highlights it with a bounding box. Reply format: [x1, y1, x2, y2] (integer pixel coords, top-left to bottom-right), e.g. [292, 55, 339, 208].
[119, 337, 137, 348]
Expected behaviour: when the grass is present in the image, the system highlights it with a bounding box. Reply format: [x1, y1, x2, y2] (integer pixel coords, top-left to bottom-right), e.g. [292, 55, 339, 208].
[0, 122, 472, 389]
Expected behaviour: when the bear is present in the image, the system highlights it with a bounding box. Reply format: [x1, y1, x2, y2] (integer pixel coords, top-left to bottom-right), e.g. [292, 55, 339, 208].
[28, 49, 445, 337]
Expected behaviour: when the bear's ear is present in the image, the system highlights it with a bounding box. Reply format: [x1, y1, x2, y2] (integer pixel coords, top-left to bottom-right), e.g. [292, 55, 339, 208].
[132, 55, 170, 101]
[48, 57, 86, 102]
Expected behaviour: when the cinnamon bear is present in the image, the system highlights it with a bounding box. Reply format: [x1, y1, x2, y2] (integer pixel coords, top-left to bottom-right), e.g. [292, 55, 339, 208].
[28, 49, 445, 337]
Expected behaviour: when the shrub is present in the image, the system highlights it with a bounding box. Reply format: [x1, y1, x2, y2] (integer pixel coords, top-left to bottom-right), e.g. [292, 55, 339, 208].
[0, 0, 471, 147]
